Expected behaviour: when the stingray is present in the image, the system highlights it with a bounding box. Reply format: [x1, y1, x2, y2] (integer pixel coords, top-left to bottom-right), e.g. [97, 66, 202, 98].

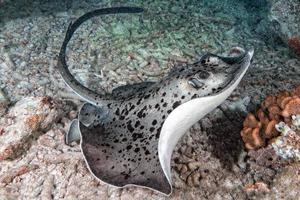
[57, 7, 254, 195]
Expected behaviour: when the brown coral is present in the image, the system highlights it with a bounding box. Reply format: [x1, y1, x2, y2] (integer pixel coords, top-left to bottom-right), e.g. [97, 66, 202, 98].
[281, 97, 300, 117]
[244, 182, 270, 193]
[288, 36, 300, 57]
[241, 85, 300, 150]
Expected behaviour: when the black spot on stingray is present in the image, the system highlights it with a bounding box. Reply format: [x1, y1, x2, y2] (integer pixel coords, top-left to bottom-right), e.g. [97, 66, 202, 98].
[115, 108, 120, 115]
[143, 94, 151, 99]
[162, 92, 166, 96]
[134, 147, 140, 152]
[114, 139, 119, 143]
[162, 102, 168, 107]
[191, 94, 199, 99]
[85, 113, 89, 116]
[137, 106, 147, 118]
[127, 123, 134, 133]
[118, 150, 122, 153]
[136, 98, 142, 105]
[140, 125, 145, 130]
[134, 121, 140, 128]
[162, 115, 166, 119]
[124, 110, 129, 116]
[111, 166, 115, 169]
[124, 174, 130, 180]
[122, 138, 127, 142]
[155, 127, 162, 139]
[132, 133, 143, 141]
[155, 104, 159, 109]
[152, 120, 157, 125]
[107, 103, 111, 108]
[119, 115, 125, 120]
[129, 104, 135, 111]
[140, 171, 145, 175]
[149, 127, 155, 132]
[126, 145, 132, 150]
[174, 93, 178, 98]
[167, 109, 172, 114]
[149, 135, 154, 140]
[161, 99, 164, 103]
[172, 101, 181, 109]
[145, 150, 150, 155]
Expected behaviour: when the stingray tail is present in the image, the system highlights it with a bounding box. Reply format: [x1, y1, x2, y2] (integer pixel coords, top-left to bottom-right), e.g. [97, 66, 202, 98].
[57, 7, 144, 106]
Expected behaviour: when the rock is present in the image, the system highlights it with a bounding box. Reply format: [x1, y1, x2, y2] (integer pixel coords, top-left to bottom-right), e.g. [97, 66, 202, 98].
[269, 0, 300, 57]
[0, 89, 9, 116]
[0, 188, 16, 200]
[0, 164, 39, 185]
[0, 97, 63, 161]
[265, 163, 300, 199]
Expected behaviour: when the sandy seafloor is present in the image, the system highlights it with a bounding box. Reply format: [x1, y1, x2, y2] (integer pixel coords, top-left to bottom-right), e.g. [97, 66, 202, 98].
[0, 0, 300, 199]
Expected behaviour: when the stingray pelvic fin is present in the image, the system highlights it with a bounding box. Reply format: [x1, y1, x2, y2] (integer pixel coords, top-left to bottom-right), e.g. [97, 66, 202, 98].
[65, 119, 80, 145]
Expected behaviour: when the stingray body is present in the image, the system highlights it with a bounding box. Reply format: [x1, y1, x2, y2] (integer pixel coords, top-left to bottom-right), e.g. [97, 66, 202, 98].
[57, 7, 254, 195]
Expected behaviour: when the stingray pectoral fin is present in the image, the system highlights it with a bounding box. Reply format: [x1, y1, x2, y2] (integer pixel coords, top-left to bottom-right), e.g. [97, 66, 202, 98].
[79, 121, 172, 195]
[158, 49, 254, 183]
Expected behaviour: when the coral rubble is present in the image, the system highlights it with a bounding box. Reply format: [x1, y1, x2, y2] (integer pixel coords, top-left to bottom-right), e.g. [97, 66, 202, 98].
[272, 120, 300, 162]
[265, 163, 300, 199]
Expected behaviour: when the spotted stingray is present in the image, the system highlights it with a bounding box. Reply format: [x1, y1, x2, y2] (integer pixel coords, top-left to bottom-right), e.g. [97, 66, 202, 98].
[57, 7, 254, 195]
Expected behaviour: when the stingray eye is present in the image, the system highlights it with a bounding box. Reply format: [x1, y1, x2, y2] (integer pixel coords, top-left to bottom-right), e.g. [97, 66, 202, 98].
[188, 77, 204, 89]
[197, 70, 210, 79]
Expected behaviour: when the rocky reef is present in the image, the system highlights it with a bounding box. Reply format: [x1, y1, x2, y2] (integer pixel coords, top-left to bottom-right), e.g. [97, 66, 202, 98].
[269, 0, 300, 57]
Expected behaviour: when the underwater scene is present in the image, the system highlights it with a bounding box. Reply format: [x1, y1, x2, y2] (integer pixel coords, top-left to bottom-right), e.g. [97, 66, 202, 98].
[0, 0, 300, 199]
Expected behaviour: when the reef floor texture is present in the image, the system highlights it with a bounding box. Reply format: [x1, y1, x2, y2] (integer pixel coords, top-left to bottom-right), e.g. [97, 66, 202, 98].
[0, 0, 300, 200]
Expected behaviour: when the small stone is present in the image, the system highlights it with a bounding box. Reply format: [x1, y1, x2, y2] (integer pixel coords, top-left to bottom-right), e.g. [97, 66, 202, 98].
[68, 110, 78, 120]
[0, 89, 9, 116]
